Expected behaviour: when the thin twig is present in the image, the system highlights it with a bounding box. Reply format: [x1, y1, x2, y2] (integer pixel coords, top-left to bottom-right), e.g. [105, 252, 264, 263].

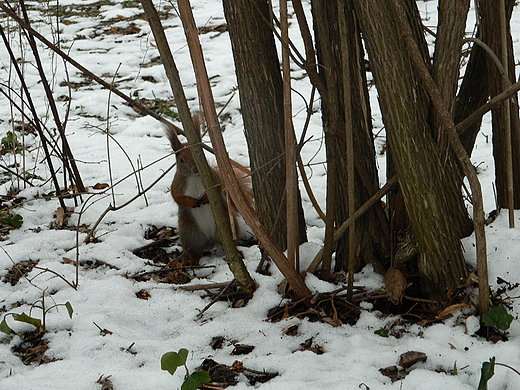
[0, 245, 77, 291]
[0, 25, 66, 209]
[105, 65, 122, 206]
[281, 0, 299, 270]
[499, 0, 514, 228]
[179, 281, 234, 291]
[463, 37, 515, 97]
[291, 0, 327, 99]
[84, 162, 176, 242]
[337, 0, 356, 300]
[456, 79, 520, 135]
[495, 362, 520, 377]
[19, 0, 85, 200]
[0, 162, 33, 186]
[196, 280, 236, 318]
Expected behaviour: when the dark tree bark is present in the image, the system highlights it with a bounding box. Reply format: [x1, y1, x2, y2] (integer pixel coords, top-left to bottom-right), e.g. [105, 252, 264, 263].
[431, 0, 471, 145]
[311, 0, 390, 276]
[428, 0, 474, 241]
[222, 0, 307, 251]
[479, 0, 520, 208]
[353, 0, 473, 303]
[390, 0, 474, 269]
[455, 36, 489, 155]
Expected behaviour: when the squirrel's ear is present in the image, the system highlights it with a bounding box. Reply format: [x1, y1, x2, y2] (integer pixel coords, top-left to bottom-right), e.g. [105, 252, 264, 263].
[163, 122, 183, 152]
[192, 113, 202, 138]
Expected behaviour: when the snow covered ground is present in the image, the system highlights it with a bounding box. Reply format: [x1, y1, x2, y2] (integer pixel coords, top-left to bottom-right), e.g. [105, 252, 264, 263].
[0, 1, 520, 389]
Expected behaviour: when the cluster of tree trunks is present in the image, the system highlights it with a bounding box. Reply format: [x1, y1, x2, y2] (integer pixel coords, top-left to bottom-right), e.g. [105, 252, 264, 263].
[218, 0, 520, 305]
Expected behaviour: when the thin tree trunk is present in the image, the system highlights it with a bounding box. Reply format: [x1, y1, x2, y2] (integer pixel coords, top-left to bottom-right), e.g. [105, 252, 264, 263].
[431, 0, 471, 145]
[455, 35, 489, 155]
[280, 0, 300, 270]
[390, 0, 489, 314]
[480, 0, 520, 209]
[311, 0, 390, 276]
[222, 0, 307, 252]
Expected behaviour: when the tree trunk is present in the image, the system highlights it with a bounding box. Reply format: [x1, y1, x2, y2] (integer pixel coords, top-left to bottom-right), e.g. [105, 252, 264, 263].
[311, 0, 390, 276]
[431, 0, 471, 145]
[222, 0, 307, 251]
[455, 34, 489, 155]
[353, 0, 472, 303]
[480, 0, 520, 208]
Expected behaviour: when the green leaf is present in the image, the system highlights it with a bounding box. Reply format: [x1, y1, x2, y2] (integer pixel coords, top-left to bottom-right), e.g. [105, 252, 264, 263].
[2, 214, 23, 228]
[452, 360, 458, 375]
[65, 302, 74, 319]
[161, 352, 184, 375]
[191, 370, 211, 383]
[478, 357, 495, 390]
[177, 348, 189, 364]
[0, 317, 15, 335]
[181, 371, 211, 390]
[13, 312, 42, 329]
[481, 306, 514, 330]
[374, 328, 389, 337]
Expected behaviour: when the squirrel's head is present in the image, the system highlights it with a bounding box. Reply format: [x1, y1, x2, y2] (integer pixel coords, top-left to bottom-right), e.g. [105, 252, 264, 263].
[176, 145, 199, 175]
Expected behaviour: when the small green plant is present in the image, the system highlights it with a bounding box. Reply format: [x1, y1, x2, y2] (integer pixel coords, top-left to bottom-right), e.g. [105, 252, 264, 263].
[478, 357, 495, 390]
[161, 348, 211, 390]
[1, 131, 24, 154]
[0, 298, 73, 335]
[477, 357, 520, 390]
[2, 213, 23, 228]
[481, 305, 514, 331]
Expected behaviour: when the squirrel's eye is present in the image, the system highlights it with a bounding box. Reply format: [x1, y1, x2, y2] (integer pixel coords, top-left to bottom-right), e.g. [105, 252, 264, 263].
[178, 157, 185, 164]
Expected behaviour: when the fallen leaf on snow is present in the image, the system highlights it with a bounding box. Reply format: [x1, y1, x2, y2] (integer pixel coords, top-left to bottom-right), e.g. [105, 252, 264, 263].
[398, 351, 427, 369]
[437, 303, 472, 319]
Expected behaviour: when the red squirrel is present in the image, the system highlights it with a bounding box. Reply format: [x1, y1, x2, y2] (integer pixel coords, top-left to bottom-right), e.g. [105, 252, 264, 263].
[166, 121, 254, 263]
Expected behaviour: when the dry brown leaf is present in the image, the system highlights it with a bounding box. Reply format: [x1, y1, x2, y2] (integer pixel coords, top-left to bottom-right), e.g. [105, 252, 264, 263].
[398, 351, 427, 369]
[54, 207, 68, 228]
[62, 257, 77, 266]
[384, 266, 407, 304]
[231, 344, 255, 355]
[135, 289, 151, 300]
[379, 365, 400, 382]
[93, 183, 110, 190]
[96, 375, 113, 390]
[68, 184, 88, 193]
[436, 303, 471, 319]
[282, 324, 299, 336]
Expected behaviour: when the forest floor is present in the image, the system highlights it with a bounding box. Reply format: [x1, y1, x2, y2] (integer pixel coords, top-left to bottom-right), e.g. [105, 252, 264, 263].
[1, 1, 520, 389]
